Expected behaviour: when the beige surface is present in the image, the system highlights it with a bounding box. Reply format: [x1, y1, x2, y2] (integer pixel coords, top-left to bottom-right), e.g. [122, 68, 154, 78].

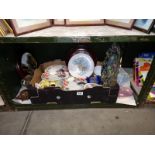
[0, 96, 5, 106]
[21, 108, 155, 135]
[6, 26, 155, 37]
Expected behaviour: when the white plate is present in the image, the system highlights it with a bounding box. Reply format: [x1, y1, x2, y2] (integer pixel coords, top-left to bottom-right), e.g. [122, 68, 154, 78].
[68, 53, 94, 79]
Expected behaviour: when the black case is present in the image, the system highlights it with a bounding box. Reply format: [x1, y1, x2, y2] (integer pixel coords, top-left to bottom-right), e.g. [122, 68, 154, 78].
[27, 84, 119, 104]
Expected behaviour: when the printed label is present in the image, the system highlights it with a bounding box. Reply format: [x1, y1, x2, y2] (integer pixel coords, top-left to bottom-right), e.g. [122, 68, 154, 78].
[77, 92, 83, 96]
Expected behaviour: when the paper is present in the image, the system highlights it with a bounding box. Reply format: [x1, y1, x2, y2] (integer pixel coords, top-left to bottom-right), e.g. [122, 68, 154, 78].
[16, 19, 48, 28]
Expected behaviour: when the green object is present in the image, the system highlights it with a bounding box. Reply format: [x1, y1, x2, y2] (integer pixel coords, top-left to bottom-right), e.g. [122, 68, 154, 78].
[101, 43, 121, 87]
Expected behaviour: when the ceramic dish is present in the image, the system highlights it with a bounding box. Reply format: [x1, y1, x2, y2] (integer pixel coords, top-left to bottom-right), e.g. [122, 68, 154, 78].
[41, 65, 69, 81]
[68, 53, 95, 79]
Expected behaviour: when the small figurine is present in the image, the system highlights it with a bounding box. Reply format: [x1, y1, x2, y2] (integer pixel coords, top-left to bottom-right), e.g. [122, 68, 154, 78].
[21, 52, 37, 74]
[16, 90, 30, 101]
[101, 43, 121, 87]
[16, 52, 37, 77]
[16, 52, 37, 86]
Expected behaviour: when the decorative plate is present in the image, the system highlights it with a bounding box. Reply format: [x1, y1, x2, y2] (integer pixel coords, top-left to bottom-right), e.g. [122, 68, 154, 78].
[68, 53, 95, 79]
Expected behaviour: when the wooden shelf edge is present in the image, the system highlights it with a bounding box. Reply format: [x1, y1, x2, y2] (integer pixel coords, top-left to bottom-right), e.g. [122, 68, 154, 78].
[0, 35, 155, 43]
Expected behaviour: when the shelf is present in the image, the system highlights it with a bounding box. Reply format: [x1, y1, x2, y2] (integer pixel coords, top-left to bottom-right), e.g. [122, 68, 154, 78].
[0, 26, 155, 43]
[0, 29, 155, 109]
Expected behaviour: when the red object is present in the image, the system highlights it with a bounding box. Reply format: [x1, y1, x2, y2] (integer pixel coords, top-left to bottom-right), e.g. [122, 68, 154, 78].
[140, 62, 151, 71]
[16, 63, 28, 79]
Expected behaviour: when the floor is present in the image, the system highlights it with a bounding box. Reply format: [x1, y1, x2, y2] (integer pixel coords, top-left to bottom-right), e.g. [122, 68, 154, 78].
[0, 107, 155, 135]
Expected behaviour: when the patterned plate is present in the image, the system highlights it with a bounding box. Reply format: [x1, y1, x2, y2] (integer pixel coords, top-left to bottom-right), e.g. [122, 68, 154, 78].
[41, 65, 69, 81]
[68, 53, 95, 79]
